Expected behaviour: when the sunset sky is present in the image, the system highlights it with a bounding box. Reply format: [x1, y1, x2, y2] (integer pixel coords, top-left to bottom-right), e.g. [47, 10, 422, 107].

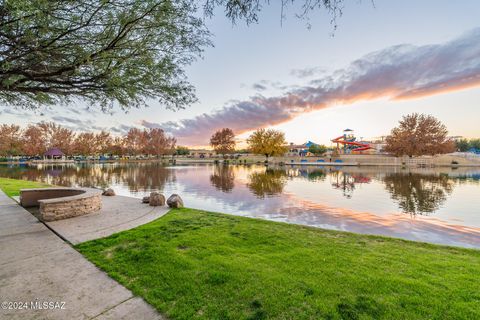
[1, 0, 480, 147]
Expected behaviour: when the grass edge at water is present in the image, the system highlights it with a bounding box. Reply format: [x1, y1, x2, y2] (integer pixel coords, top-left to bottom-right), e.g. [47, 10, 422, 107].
[76, 207, 480, 320]
[0, 177, 51, 197]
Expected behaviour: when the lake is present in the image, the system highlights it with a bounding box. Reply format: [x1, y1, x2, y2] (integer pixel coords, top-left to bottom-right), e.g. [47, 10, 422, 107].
[1, 162, 479, 248]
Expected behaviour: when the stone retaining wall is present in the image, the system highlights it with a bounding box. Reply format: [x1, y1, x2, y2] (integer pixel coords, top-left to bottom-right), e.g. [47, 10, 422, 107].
[20, 188, 102, 221]
[39, 193, 102, 221]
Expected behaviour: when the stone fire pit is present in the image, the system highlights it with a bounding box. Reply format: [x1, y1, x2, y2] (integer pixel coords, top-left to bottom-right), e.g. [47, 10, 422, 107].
[20, 188, 102, 221]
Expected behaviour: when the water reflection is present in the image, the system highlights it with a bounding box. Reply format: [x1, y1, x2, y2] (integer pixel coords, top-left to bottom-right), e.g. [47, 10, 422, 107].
[210, 165, 235, 192]
[329, 171, 372, 199]
[0, 163, 175, 192]
[247, 169, 288, 198]
[1, 163, 479, 248]
[383, 173, 454, 215]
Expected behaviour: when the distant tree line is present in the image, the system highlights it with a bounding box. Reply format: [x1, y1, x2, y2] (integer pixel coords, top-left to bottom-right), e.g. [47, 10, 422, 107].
[1, 113, 464, 159]
[455, 139, 480, 152]
[0, 123, 176, 157]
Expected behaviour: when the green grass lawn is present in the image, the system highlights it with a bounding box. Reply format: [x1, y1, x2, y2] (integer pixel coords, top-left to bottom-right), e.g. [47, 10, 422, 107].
[76, 208, 480, 320]
[0, 177, 51, 197]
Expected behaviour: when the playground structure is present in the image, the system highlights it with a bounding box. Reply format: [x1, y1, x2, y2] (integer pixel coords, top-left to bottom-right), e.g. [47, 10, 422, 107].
[332, 129, 373, 154]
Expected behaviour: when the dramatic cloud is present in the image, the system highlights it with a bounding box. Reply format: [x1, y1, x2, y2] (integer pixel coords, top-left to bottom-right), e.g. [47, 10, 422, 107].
[143, 28, 480, 145]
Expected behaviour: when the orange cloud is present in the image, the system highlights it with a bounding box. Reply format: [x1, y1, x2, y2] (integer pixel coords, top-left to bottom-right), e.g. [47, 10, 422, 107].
[145, 28, 480, 145]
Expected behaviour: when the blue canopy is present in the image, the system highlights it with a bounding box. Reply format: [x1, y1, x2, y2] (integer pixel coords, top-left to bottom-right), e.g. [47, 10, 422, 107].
[304, 141, 317, 148]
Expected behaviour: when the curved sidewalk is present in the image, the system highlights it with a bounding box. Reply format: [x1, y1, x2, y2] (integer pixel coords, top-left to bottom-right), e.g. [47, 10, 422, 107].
[0, 190, 163, 320]
[45, 195, 170, 245]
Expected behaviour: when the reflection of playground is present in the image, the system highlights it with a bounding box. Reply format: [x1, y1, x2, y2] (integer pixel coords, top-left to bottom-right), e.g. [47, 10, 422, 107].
[286, 167, 372, 198]
[277, 165, 478, 216]
[329, 171, 372, 199]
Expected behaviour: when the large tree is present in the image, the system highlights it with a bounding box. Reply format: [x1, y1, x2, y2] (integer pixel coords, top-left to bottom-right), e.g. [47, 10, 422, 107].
[247, 128, 288, 161]
[383, 114, 456, 157]
[18, 122, 76, 155]
[73, 132, 97, 156]
[36, 122, 75, 154]
[124, 128, 145, 155]
[0, 0, 209, 110]
[0, 0, 342, 111]
[143, 128, 176, 157]
[94, 131, 113, 155]
[22, 124, 46, 156]
[0, 124, 22, 156]
[210, 128, 236, 157]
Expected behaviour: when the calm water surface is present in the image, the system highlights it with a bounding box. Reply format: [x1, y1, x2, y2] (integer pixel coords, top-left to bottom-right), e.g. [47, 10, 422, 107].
[1, 163, 479, 248]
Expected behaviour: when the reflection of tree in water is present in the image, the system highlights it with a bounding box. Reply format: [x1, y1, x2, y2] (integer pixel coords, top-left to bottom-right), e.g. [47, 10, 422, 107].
[296, 168, 327, 182]
[0, 163, 175, 193]
[209, 165, 235, 192]
[330, 171, 356, 199]
[330, 171, 372, 199]
[247, 169, 287, 198]
[383, 173, 455, 215]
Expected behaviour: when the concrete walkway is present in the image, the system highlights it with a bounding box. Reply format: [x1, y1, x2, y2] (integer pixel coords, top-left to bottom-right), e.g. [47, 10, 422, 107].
[0, 191, 163, 320]
[45, 195, 170, 244]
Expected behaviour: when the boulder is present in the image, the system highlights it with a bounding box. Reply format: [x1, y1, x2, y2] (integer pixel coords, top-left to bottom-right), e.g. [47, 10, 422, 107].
[149, 192, 165, 206]
[142, 196, 150, 203]
[167, 194, 184, 208]
[102, 188, 115, 196]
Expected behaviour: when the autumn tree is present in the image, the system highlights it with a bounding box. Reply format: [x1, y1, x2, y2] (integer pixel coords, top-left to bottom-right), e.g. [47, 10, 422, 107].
[22, 125, 46, 156]
[36, 122, 75, 155]
[39, 122, 75, 155]
[124, 128, 145, 156]
[110, 137, 126, 156]
[73, 133, 97, 156]
[21, 122, 75, 155]
[210, 128, 236, 157]
[383, 114, 456, 157]
[247, 128, 288, 161]
[0, 124, 22, 156]
[142, 128, 176, 157]
[95, 131, 113, 155]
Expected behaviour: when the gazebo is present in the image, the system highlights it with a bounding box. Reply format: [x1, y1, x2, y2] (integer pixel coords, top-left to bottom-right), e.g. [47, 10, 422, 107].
[44, 147, 65, 160]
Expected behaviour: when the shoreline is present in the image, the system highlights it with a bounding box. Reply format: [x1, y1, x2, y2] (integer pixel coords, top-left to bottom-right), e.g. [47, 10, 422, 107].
[2, 154, 480, 167]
